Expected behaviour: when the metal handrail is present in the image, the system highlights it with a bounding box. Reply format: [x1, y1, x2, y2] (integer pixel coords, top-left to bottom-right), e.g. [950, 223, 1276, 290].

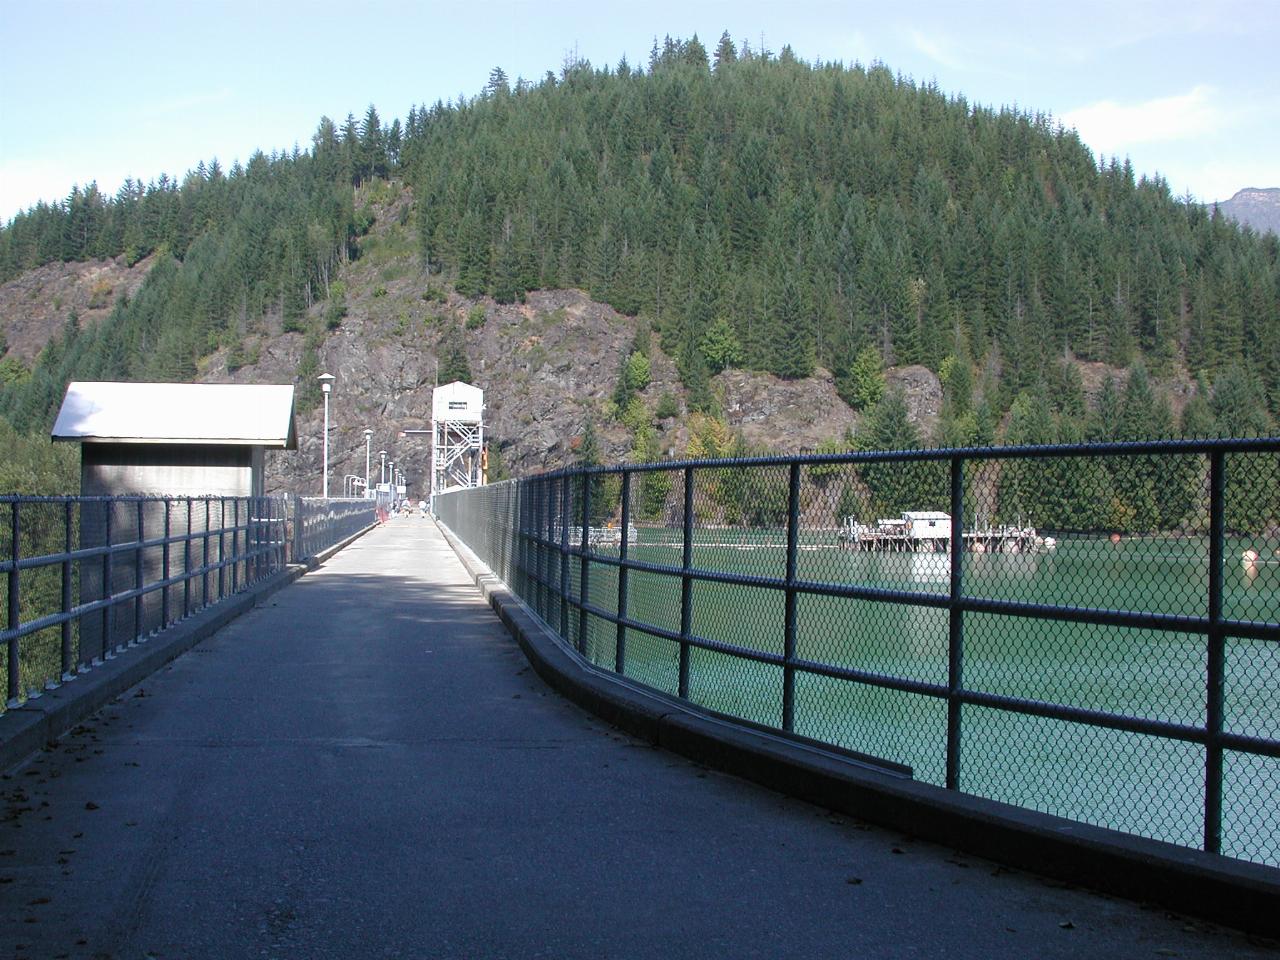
[2, 495, 288, 709]
[436, 437, 1280, 867]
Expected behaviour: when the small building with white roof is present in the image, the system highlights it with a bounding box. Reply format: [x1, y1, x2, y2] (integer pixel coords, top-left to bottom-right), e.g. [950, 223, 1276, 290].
[52, 381, 297, 497]
[52, 381, 298, 661]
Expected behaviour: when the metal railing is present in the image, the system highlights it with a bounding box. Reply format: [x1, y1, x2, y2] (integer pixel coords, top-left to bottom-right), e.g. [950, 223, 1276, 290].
[292, 497, 380, 562]
[435, 437, 1280, 867]
[1, 495, 287, 709]
[0, 493, 384, 716]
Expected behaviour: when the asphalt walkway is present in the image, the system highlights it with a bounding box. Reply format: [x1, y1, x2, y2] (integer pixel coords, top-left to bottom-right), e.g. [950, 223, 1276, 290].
[0, 519, 1270, 959]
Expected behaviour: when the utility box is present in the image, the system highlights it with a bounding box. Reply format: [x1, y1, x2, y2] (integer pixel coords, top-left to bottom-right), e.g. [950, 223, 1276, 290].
[51, 381, 297, 661]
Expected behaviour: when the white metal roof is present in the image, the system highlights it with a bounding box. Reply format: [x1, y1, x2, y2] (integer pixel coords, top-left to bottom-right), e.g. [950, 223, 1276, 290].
[52, 382, 298, 448]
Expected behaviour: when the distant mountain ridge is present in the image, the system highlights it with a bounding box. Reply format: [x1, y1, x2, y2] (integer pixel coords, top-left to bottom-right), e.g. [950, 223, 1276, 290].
[1214, 187, 1280, 235]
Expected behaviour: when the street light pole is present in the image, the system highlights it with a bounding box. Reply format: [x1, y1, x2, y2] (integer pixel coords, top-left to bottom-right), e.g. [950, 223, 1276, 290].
[319, 373, 335, 498]
[379, 450, 387, 485]
[364, 429, 373, 499]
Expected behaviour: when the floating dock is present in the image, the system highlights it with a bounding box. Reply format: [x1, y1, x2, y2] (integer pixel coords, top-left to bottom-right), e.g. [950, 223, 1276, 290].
[838, 512, 1044, 554]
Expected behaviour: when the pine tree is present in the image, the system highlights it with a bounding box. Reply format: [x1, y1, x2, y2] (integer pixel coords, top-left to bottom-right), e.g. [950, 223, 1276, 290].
[700, 315, 744, 372]
[836, 346, 885, 411]
[713, 31, 737, 71]
[772, 270, 815, 379]
[438, 326, 473, 384]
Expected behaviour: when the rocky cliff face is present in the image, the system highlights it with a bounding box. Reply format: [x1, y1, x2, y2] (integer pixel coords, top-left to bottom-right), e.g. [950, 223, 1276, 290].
[195, 184, 883, 496]
[0, 254, 154, 361]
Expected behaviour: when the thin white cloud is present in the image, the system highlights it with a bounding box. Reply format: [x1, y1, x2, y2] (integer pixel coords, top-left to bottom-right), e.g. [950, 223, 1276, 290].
[909, 29, 965, 70]
[1062, 85, 1223, 152]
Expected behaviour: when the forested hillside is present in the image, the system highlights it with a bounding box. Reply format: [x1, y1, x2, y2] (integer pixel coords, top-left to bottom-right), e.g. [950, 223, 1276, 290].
[1, 33, 1277, 455]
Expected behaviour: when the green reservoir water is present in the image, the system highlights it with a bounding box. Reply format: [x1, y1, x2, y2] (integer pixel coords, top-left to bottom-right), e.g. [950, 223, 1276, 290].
[568, 533, 1280, 865]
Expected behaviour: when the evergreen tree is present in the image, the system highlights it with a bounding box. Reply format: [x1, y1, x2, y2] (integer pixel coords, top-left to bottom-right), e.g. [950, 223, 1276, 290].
[713, 31, 738, 71]
[699, 315, 744, 372]
[857, 388, 946, 517]
[1180, 373, 1215, 438]
[438, 326, 473, 384]
[837, 346, 886, 412]
[772, 270, 815, 379]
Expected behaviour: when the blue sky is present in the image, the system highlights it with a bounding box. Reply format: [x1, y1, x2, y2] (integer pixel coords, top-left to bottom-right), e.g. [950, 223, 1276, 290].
[1, 0, 1276, 223]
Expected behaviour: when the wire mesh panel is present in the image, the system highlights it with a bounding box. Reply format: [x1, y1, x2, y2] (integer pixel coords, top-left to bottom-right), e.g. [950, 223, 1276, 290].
[294, 498, 378, 561]
[434, 438, 1280, 868]
[1222, 750, 1280, 864]
[795, 672, 947, 781]
[1225, 451, 1280, 625]
[964, 707, 1205, 846]
[0, 495, 288, 713]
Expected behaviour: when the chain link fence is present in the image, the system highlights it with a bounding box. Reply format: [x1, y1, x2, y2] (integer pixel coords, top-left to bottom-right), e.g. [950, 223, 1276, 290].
[436, 438, 1280, 867]
[292, 497, 381, 561]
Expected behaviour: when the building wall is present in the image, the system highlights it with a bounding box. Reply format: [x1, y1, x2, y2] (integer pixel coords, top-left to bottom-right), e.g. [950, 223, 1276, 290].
[77, 443, 263, 662]
[80, 443, 257, 498]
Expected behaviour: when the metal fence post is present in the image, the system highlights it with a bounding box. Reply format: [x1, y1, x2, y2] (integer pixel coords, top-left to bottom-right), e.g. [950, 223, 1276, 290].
[134, 500, 145, 642]
[266, 498, 276, 573]
[203, 499, 211, 605]
[530, 480, 539, 609]
[7, 502, 20, 706]
[578, 471, 592, 656]
[218, 498, 227, 601]
[183, 499, 192, 617]
[61, 500, 74, 680]
[248, 497, 257, 585]
[508, 485, 519, 596]
[531, 479, 543, 617]
[946, 454, 966, 791]
[293, 497, 304, 564]
[231, 499, 240, 593]
[101, 502, 113, 659]
[559, 476, 570, 641]
[275, 498, 285, 571]
[616, 470, 631, 676]
[679, 465, 694, 700]
[1205, 450, 1226, 855]
[545, 481, 555, 624]
[162, 500, 171, 628]
[782, 462, 801, 733]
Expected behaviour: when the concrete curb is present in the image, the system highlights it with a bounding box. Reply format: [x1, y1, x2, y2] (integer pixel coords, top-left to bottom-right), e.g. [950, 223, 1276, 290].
[0, 520, 378, 777]
[437, 520, 1280, 939]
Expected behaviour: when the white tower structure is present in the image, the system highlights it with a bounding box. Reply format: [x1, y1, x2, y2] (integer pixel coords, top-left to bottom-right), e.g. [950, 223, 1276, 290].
[431, 381, 485, 500]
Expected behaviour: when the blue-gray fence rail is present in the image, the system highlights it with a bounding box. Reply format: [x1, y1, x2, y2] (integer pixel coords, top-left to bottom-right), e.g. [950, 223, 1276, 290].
[0, 494, 380, 713]
[434, 437, 1280, 867]
[292, 496, 380, 562]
